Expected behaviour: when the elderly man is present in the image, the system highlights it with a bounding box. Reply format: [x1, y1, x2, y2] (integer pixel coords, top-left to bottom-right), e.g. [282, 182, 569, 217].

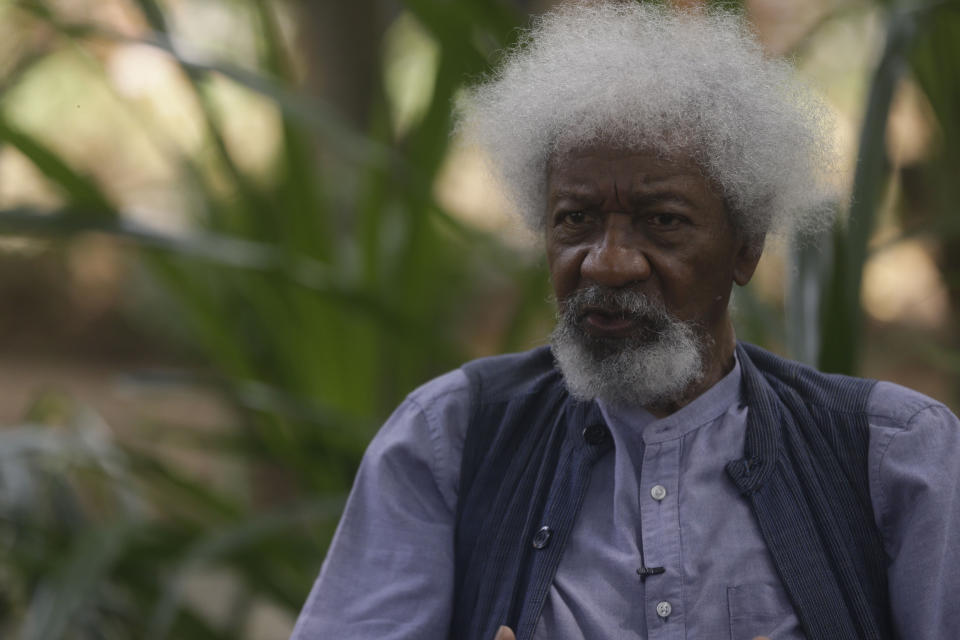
[292, 3, 960, 640]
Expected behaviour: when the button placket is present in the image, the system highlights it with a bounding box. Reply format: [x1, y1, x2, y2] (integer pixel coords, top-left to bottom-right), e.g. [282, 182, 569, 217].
[640, 438, 684, 637]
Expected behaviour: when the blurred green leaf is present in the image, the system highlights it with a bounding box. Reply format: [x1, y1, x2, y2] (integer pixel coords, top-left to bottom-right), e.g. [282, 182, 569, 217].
[20, 521, 141, 640]
[146, 498, 343, 639]
[0, 114, 117, 220]
[13, 2, 397, 169]
[818, 8, 916, 374]
[0, 207, 412, 326]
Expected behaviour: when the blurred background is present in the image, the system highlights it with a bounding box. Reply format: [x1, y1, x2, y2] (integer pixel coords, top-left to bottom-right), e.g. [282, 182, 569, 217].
[0, 0, 957, 637]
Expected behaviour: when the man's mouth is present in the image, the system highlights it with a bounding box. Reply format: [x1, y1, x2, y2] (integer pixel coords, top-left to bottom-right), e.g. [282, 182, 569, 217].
[580, 308, 641, 337]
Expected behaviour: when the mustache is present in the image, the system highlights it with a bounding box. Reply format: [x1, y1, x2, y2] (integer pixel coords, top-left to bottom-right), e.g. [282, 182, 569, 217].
[558, 286, 672, 326]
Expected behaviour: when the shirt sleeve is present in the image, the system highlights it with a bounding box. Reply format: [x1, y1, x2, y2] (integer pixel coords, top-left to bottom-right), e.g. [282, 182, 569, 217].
[290, 369, 471, 639]
[868, 382, 960, 640]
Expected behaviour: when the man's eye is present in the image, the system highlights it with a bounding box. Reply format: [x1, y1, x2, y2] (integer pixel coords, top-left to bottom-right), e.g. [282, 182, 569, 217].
[648, 213, 684, 227]
[559, 211, 587, 225]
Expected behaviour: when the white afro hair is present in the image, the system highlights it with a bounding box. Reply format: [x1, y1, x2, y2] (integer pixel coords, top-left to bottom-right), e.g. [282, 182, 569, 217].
[455, 1, 840, 239]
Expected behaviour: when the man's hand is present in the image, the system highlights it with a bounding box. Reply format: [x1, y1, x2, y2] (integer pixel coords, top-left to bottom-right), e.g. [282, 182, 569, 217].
[494, 626, 515, 640]
[492, 626, 771, 639]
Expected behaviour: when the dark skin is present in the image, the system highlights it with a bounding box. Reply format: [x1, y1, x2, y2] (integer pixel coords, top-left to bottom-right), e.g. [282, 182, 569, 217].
[544, 145, 763, 416]
[489, 148, 766, 639]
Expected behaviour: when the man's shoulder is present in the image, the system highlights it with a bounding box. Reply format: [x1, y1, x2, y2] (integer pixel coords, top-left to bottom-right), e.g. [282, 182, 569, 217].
[739, 341, 956, 430]
[404, 346, 557, 410]
[406, 367, 472, 409]
[459, 345, 559, 403]
[740, 341, 863, 384]
[738, 341, 876, 411]
[867, 381, 955, 432]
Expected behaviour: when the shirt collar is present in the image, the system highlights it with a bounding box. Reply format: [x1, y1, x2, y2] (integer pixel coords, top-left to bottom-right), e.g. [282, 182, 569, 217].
[597, 353, 742, 444]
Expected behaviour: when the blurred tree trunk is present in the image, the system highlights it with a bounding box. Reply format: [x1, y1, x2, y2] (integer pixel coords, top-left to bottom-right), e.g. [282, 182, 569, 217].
[296, 0, 392, 128]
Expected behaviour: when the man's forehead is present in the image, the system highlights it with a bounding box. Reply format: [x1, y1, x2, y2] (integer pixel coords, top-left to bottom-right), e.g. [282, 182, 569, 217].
[548, 144, 699, 175]
[546, 145, 709, 194]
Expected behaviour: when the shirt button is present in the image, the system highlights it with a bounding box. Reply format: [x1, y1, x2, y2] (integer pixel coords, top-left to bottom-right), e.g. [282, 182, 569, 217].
[532, 526, 552, 549]
[650, 484, 667, 501]
[582, 423, 608, 445]
[656, 601, 672, 618]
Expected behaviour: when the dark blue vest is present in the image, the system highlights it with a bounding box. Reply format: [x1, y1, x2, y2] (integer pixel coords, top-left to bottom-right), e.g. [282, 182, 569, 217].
[451, 343, 893, 640]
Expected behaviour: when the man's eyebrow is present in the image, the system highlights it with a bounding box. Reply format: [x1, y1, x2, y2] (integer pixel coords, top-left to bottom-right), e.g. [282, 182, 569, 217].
[548, 187, 602, 203]
[625, 189, 697, 208]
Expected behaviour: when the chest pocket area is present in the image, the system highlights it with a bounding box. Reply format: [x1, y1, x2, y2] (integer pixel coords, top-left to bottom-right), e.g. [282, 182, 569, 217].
[727, 583, 805, 640]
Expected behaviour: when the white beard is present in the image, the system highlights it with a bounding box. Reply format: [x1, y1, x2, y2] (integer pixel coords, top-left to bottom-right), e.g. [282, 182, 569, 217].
[550, 286, 705, 408]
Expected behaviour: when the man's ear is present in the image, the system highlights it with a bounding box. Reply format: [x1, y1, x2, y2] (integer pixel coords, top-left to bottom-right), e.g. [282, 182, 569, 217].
[733, 235, 765, 286]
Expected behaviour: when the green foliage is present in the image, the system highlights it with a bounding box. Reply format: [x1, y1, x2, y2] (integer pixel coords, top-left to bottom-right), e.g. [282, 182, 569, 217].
[818, 5, 913, 373]
[0, 0, 540, 636]
[815, 1, 960, 375]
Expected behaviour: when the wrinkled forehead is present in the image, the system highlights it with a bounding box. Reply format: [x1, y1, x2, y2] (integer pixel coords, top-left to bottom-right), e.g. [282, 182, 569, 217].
[546, 142, 704, 180]
[546, 123, 699, 166]
[544, 142, 728, 211]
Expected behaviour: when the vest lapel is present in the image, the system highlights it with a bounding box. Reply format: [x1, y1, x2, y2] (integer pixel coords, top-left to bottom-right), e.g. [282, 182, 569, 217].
[454, 353, 612, 640]
[727, 343, 887, 640]
[513, 399, 611, 639]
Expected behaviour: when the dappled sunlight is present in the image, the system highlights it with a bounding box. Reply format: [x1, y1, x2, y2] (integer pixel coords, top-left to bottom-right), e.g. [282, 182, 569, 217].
[383, 12, 440, 139]
[862, 239, 949, 327]
[434, 141, 532, 244]
[886, 77, 938, 168]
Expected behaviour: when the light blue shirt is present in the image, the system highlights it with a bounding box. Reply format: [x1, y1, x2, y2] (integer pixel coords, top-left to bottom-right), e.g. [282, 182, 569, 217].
[292, 358, 960, 639]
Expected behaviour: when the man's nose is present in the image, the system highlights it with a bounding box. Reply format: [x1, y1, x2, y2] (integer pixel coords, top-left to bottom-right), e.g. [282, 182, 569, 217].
[580, 214, 651, 287]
